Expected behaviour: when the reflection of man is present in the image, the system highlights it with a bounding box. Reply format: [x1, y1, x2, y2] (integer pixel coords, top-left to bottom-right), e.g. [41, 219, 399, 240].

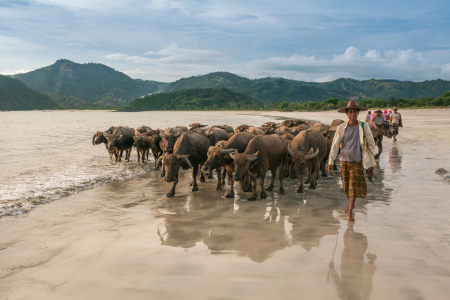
[329, 224, 377, 300]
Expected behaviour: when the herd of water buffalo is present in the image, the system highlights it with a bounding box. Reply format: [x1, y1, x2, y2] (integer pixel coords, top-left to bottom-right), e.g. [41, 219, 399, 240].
[92, 119, 393, 199]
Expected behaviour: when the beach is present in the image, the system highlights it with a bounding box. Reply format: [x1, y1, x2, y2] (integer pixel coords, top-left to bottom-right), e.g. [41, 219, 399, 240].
[0, 109, 449, 300]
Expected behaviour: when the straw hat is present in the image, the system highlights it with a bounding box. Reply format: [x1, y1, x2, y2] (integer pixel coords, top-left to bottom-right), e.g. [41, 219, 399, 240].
[337, 100, 368, 113]
[393, 106, 398, 110]
[375, 109, 382, 113]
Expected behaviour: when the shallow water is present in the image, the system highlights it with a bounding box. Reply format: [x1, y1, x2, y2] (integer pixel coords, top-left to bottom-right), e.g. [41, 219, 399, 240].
[0, 110, 449, 299]
[0, 111, 279, 217]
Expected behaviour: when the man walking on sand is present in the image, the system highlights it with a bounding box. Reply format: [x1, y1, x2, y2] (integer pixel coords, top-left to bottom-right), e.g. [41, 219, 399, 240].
[389, 107, 403, 142]
[328, 101, 377, 221]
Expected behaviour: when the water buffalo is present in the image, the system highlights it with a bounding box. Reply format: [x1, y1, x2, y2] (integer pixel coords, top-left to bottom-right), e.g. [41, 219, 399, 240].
[105, 126, 135, 163]
[135, 125, 152, 136]
[282, 119, 304, 127]
[176, 126, 189, 132]
[202, 132, 255, 197]
[330, 119, 345, 127]
[157, 131, 210, 197]
[212, 125, 234, 134]
[189, 123, 208, 131]
[311, 122, 331, 137]
[368, 122, 393, 159]
[133, 134, 153, 163]
[230, 134, 287, 200]
[205, 127, 229, 146]
[247, 127, 266, 136]
[288, 129, 327, 193]
[275, 126, 292, 135]
[235, 124, 252, 133]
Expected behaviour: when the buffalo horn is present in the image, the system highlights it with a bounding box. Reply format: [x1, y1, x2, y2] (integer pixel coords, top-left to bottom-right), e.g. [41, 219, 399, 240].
[229, 149, 238, 159]
[206, 132, 213, 137]
[92, 133, 97, 145]
[177, 155, 192, 169]
[305, 148, 320, 160]
[287, 142, 294, 156]
[219, 148, 236, 154]
[174, 131, 181, 138]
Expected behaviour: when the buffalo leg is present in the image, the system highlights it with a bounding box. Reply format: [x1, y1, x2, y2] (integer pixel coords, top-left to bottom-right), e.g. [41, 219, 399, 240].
[309, 163, 318, 189]
[166, 174, 178, 197]
[221, 167, 227, 186]
[259, 169, 268, 199]
[137, 149, 141, 163]
[192, 165, 199, 192]
[199, 164, 206, 182]
[242, 173, 252, 192]
[374, 138, 383, 159]
[265, 169, 276, 191]
[225, 166, 235, 198]
[118, 149, 123, 163]
[215, 167, 222, 190]
[278, 163, 285, 195]
[321, 159, 328, 177]
[247, 172, 258, 201]
[297, 174, 305, 193]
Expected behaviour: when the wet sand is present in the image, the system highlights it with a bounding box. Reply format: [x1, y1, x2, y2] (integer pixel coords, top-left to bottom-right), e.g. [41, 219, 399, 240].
[1, 109, 449, 300]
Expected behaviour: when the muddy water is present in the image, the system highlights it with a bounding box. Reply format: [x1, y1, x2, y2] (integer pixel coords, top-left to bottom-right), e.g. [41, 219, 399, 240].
[0, 110, 449, 299]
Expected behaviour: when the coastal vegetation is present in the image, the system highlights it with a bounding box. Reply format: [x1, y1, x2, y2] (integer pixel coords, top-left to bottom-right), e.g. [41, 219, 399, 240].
[127, 88, 263, 110]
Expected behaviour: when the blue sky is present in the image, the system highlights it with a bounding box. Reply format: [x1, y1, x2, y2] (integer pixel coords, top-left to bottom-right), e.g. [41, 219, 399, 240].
[1, 0, 450, 82]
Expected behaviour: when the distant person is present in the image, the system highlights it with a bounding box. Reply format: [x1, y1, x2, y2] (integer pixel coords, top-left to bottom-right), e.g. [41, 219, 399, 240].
[370, 109, 384, 125]
[389, 107, 403, 142]
[328, 101, 376, 221]
[386, 109, 392, 122]
[365, 111, 372, 122]
[383, 110, 389, 123]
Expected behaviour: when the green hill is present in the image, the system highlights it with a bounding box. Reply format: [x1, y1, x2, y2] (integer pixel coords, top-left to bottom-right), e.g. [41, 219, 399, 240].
[315, 78, 450, 100]
[0, 75, 61, 110]
[127, 88, 263, 110]
[162, 72, 359, 103]
[13, 59, 166, 107]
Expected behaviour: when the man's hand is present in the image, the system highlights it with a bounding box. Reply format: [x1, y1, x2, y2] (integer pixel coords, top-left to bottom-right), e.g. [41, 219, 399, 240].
[328, 164, 334, 174]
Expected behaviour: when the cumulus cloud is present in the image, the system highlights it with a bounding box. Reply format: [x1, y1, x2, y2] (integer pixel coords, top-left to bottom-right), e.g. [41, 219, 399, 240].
[105, 45, 450, 82]
[0, 36, 43, 50]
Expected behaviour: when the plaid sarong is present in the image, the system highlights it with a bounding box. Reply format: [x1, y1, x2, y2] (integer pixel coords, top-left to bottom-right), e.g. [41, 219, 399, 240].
[340, 161, 367, 199]
[392, 123, 399, 135]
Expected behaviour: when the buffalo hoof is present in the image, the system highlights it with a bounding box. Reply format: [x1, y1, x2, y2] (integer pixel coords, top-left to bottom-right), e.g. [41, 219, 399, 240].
[200, 177, 206, 182]
[308, 185, 316, 190]
[260, 192, 267, 199]
[321, 173, 328, 177]
[265, 186, 274, 192]
[216, 185, 222, 191]
[296, 189, 304, 194]
[192, 186, 199, 192]
[225, 191, 235, 198]
[208, 174, 214, 179]
[279, 188, 285, 195]
[160, 172, 165, 177]
[166, 191, 175, 197]
[247, 196, 257, 201]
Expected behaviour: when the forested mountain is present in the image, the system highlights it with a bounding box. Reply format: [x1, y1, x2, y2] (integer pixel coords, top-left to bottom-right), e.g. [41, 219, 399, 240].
[127, 88, 262, 110]
[315, 78, 450, 100]
[11, 59, 450, 109]
[160, 72, 358, 103]
[12, 59, 165, 107]
[0, 75, 60, 110]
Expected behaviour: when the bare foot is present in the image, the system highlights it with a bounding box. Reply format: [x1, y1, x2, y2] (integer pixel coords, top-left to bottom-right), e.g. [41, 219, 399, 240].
[347, 215, 355, 221]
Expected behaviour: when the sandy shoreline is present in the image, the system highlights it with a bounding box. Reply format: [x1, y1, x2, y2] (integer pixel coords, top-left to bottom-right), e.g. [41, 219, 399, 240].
[1, 109, 449, 299]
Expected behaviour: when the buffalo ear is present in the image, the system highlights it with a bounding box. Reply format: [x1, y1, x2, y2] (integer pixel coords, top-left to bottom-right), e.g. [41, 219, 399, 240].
[247, 151, 259, 162]
[177, 155, 192, 170]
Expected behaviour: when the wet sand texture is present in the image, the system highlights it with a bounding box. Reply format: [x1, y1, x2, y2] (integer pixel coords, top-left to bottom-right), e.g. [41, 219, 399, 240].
[0, 109, 449, 300]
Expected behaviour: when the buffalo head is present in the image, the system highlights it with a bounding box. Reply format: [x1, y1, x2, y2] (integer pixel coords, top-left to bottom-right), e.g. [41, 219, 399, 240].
[202, 147, 234, 175]
[160, 131, 181, 153]
[377, 123, 393, 138]
[287, 142, 319, 179]
[105, 131, 123, 152]
[230, 150, 259, 182]
[163, 154, 192, 182]
[92, 131, 107, 145]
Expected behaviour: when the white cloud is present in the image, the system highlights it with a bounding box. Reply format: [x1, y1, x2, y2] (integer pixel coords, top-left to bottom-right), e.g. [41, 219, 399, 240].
[0, 68, 32, 75]
[0, 36, 43, 50]
[105, 45, 450, 82]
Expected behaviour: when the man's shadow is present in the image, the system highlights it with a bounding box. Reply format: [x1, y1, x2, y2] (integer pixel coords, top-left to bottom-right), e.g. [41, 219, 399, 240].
[328, 223, 377, 300]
